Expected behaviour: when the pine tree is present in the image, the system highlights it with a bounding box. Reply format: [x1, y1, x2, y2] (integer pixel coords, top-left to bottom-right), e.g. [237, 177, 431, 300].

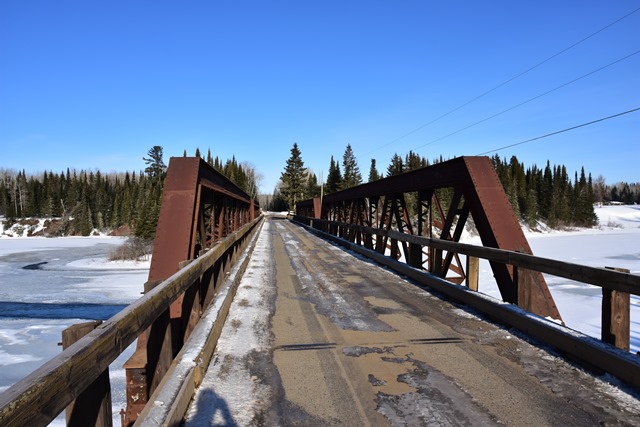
[387, 153, 404, 176]
[143, 146, 166, 180]
[368, 159, 381, 182]
[342, 144, 362, 189]
[404, 151, 422, 172]
[280, 143, 306, 210]
[326, 156, 342, 194]
[305, 172, 321, 198]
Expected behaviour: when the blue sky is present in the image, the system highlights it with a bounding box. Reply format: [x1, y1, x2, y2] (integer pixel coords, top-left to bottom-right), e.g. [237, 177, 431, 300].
[1, 1, 638, 193]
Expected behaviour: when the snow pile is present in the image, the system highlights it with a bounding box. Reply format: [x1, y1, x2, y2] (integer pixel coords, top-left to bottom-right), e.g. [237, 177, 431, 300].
[595, 205, 640, 230]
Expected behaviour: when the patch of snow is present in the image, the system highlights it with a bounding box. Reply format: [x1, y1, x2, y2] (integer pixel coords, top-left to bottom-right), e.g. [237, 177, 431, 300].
[184, 221, 275, 426]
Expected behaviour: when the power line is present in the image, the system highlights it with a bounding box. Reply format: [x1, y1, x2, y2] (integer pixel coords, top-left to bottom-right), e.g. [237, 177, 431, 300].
[412, 49, 640, 150]
[475, 107, 640, 156]
[363, 5, 640, 156]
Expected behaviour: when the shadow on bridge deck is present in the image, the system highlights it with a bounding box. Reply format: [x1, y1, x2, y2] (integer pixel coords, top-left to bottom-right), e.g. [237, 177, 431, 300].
[183, 215, 639, 426]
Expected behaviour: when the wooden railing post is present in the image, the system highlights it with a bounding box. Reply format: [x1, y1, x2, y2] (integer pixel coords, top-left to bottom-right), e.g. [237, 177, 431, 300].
[602, 267, 631, 351]
[466, 256, 479, 291]
[62, 321, 112, 427]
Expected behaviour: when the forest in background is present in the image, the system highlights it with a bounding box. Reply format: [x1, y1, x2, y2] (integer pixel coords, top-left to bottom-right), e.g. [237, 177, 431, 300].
[2, 143, 639, 237]
[272, 143, 640, 229]
[0, 147, 261, 238]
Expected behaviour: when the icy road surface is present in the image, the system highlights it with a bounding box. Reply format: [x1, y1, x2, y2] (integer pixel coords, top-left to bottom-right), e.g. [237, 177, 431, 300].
[184, 215, 640, 426]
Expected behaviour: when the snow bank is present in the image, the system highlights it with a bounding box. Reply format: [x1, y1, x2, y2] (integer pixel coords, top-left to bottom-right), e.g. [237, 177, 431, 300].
[595, 205, 640, 230]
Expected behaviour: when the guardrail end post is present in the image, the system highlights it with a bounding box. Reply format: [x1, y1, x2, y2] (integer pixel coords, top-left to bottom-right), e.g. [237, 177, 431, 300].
[466, 256, 479, 291]
[602, 267, 631, 351]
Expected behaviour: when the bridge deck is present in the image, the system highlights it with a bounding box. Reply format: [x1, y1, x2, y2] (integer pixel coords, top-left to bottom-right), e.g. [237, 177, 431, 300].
[182, 215, 639, 426]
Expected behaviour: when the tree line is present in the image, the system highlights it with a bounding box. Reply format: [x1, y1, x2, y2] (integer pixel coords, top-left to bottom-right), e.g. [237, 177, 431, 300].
[0, 146, 261, 238]
[273, 142, 619, 230]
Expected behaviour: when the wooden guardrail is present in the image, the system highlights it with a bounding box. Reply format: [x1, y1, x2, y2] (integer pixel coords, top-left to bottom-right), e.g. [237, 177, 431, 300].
[0, 216, 263, 427]
[293, 215, 640, 389]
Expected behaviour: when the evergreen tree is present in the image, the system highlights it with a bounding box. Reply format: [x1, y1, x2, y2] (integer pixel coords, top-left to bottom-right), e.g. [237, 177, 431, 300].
[387, 153, 404, 176]
[404, 151, 423, 172]
[342, 144, 362, 189]
[368, 159, 381, 182]
[305, 172, 321, 198]
[326, 156, 342, 194]
[280, 143, 306, 210]
[143, 146, 166, 180]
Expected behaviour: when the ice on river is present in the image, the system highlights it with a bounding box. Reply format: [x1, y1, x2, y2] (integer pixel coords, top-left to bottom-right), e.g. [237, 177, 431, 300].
[0, 236, 149, 426]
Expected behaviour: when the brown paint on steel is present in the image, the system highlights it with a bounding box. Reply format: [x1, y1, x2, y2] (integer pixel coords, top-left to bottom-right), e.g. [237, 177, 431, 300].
[462, 157, 561, 320]
[297, 156, 562, 322]
[123, 157, 257, 427]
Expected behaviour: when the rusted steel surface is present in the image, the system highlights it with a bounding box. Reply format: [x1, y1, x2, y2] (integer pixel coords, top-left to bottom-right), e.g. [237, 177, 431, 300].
[297, 156, 562, 322]
[123, 157, 259, 427]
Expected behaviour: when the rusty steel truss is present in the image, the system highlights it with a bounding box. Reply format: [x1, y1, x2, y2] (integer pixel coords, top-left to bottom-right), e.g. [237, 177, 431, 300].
[296, 156, 562, 322]
[123, 157, 259, 426]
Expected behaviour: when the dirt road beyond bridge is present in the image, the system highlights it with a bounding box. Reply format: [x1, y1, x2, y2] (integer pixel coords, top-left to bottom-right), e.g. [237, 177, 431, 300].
[182, 215, 639, 426]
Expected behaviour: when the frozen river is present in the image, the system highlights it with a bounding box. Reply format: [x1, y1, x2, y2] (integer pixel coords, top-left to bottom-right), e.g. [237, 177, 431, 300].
[0, 236, 148, 426]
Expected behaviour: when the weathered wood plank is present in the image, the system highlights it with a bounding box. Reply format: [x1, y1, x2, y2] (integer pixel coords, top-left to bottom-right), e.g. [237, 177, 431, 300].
[301, 217, 640, 295]
[62, 321, 112, 427]
[602, 267, 631, 351]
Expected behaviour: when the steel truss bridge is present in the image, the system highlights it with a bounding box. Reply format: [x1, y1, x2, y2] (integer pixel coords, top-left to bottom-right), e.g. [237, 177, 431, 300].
[1, 156, 639, 426]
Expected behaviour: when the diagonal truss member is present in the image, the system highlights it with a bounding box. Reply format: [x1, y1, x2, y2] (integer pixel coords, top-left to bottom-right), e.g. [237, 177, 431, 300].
[297, 156, 562, 322]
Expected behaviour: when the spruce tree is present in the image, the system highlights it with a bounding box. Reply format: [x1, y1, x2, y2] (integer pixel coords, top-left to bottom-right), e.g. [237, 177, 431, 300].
[143, 146, 166, 180]
[342, 144, 362, 189]
[387, 153, 404, 176]
[326, 156, 342, 194]
[280, 143, 306, 210]
[368, 159, 381, 182]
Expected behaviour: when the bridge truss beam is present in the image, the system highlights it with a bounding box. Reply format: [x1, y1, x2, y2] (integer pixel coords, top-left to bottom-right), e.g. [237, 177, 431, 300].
[296, 156, 562, 322]
[123, 157, 259, 426]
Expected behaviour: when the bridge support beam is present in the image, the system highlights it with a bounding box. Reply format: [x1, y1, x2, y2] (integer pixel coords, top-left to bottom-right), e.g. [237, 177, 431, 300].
[123, 157, 259, 426]
[296, 156, 562, 322]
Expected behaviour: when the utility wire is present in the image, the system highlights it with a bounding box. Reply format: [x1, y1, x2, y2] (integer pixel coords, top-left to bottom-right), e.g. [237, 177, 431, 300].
[412, 49, 640, 150]
[363, 5, 640, 156]
[476, 106, 640, 156]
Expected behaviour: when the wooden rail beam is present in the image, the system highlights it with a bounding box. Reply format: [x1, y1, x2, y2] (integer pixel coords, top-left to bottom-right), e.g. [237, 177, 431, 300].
[0, 217, 262, 427]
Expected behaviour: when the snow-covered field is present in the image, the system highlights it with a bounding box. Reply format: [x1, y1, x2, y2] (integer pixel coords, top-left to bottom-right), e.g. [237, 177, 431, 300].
[0, 205, 638, 425]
